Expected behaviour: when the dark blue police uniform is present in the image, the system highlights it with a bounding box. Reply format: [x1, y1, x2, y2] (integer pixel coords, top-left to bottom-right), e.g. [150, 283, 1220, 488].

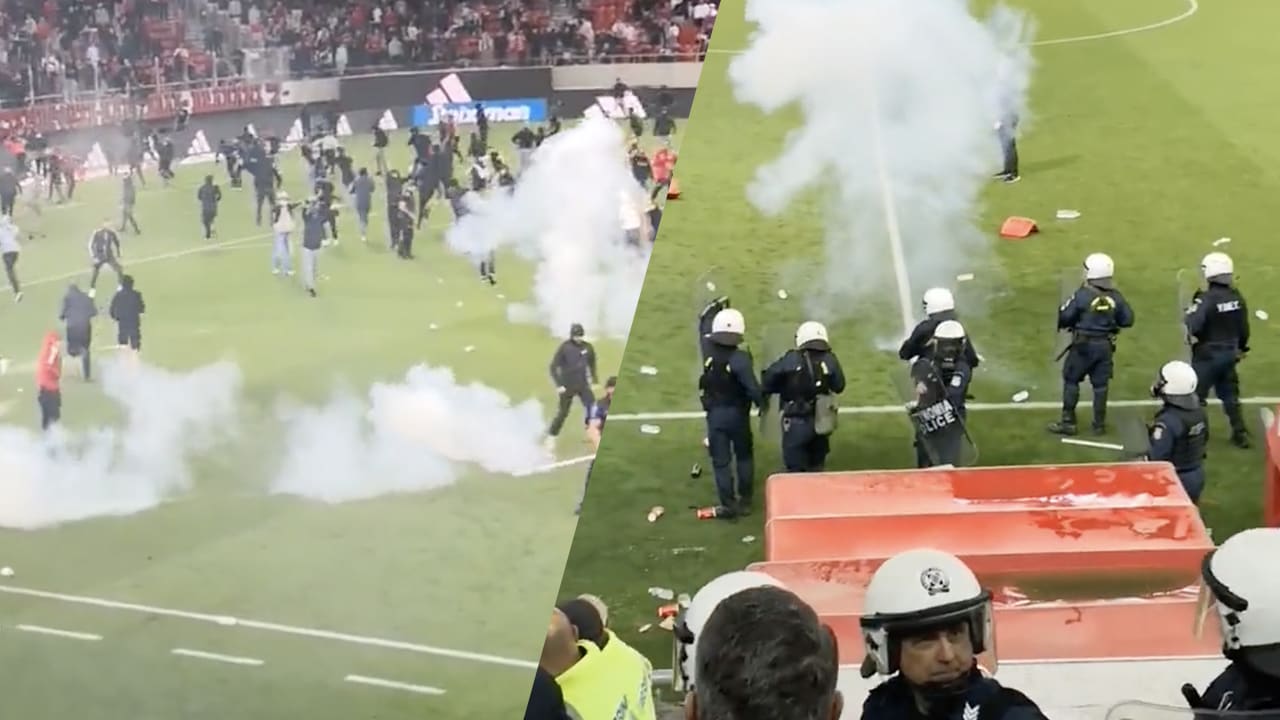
[698, 301, 763, 515]
[1198, 662, 1280, 712]
[1148, 398, 1209, 503]
[1051, 282, 1135, 434]
[862, 668, 1048, 720]
[761, 347, 846, 472]
[1185, 283, 1251, 446]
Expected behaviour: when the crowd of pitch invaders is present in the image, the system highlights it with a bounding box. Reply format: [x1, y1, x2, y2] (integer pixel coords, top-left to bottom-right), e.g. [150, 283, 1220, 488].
[1, 99, 679, 437]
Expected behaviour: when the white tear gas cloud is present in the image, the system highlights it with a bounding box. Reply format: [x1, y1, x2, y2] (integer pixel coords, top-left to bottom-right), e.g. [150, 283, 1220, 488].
[0, 359, 243, 530]
[445, 118, 650, 341]
[729, 0, 1035, 332]
[270, 364, 553, 504]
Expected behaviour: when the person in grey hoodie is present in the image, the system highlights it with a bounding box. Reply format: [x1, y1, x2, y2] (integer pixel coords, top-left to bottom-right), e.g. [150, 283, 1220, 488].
[60, 283, 97, 380]
[0, 214, 21, 302]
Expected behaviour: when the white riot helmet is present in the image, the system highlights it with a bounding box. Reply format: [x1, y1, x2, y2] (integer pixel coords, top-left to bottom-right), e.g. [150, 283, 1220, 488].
[1152, 360, 1198, 399]
[674, 571, 788, 692]
[1202, 252, 1234, 282]
[933, 320, 965, 341]
[795, 320, 830, 350]
[860, 548, 994, 679]
[1083, 252, 1115, 281]
[1196, 528, 1280, 678]
[922, 288, 955, 316]
[711, 308, 746, 336]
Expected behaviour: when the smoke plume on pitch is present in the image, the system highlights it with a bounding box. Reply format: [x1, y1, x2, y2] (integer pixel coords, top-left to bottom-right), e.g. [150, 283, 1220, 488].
[270, 365, 552, 503]
[0, 359, 242, 530]
[729, 0, 1035, 332]
[445, 118, 650, 340]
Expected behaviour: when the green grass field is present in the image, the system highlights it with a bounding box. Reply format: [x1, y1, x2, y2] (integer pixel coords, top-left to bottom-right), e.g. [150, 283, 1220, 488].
[0, 123, 673, 718]
[558, 0, 1280, 672]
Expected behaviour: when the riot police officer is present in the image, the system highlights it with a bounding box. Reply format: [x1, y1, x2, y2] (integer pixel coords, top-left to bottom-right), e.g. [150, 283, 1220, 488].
[860, 548, 1049, 720]
[1147, 360, 1209, 504]
[698, 297, 764, 518]
[908, 320, 973, 468]
[899, 287, 981, 368]
[1048, 252, 1135, 437]
[761, 320, 846, 472]
[1185, 528, 1280, 712]
[1186, 252, 1252, 448]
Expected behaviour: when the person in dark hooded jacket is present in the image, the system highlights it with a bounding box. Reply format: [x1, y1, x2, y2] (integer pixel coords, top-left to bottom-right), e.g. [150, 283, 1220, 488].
[109, 275, 146, 352]
[60, 283, 97, 380]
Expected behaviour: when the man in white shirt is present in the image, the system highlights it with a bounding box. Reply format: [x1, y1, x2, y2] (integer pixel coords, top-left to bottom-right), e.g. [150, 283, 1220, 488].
[0, 214, 21, 302]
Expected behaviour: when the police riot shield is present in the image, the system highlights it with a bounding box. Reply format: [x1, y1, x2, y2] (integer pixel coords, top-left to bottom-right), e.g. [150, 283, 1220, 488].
[757, 320, 796, 442]
[1049, 267, 1082, 367]
[1107, 702, 1280, 720]
[1176, 266, 1202, 362]
[892, 362, 979, 468]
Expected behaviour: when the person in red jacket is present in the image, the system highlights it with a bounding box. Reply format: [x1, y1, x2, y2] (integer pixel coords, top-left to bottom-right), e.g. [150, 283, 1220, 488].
[35, 329, 62, 430]
[651, 144, 677, 202]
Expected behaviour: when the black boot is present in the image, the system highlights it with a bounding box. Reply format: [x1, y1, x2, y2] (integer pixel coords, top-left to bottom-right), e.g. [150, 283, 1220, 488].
[1048, 411, 1078, 436]
[1092, 388, 1108, 435]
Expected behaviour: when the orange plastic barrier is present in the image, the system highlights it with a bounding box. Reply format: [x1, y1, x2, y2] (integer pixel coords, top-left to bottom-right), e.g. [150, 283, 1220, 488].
[754, 463, 1221, 665]
[1000, 216, 1038, 239]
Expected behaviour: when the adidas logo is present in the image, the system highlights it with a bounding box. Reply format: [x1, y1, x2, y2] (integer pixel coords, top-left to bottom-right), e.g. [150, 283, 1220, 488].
[425, 73, 473, 106]
[187, 130, 213, 157]
[584, 91, 647, 121]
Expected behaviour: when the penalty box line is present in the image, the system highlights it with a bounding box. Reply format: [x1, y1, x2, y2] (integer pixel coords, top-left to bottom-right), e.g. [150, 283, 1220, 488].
[610, 396, 1280, 422]
[0, 584, 536, 671]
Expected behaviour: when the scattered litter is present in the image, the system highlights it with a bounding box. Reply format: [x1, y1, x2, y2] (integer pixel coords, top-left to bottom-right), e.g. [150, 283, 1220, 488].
[497, 293, 506, 299]
[428, 323, 439, 330]
[677, 593, 692, 608]
[1056, 209, 1081, 220]
[648, 587, 675, 601]
[640, 424, 662, 435]
[741, 535, 756, 544]
[455, 301, 464, 308]
[777, 289, 789, 300]
[463, 345, 476, 353]
[1256, 310, 1270, 321]
[658, 617, 676, 632]
[672, 546, 706, 555]
[1214, 237, 1232, 247]
[1012, 390, 1030, 403]
[638, 623, 653, 634]
[639, 365, 659, 376]
[647, 506, 666, 523]
[956, 273, 975, 282]
[657, 603, 679, 618]
[689, 463, 702, 478]
[705, 281, 716, 292]
[321, 275, 331, 281]
[0, 566, 13, 578]
[976, 353, 986, 363]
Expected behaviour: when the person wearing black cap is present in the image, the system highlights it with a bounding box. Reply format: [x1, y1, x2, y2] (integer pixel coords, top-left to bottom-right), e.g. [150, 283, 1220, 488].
[545, 323, 597, 452]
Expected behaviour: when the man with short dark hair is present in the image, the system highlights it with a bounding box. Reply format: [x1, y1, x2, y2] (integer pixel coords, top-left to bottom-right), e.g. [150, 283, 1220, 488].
[688, 585, 843, 720]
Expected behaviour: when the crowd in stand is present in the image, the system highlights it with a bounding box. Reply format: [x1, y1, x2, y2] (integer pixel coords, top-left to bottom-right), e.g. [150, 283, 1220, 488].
[207, 0, 719, 75]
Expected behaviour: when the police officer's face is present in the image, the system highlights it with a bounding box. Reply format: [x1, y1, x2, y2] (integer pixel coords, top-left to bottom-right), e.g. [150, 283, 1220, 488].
[898, 622, 972, 685]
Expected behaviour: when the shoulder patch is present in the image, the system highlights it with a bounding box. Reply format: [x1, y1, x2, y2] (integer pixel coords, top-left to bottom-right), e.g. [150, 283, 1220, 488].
[1151, 424, 1165, 441]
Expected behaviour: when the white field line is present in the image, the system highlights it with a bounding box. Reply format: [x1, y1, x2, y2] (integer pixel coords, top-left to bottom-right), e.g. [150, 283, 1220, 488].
[172, 648, 264, 666]
[0, 584, 537, 670]
[707, 0, 1200, 55]
[15, 623, 102, 641]
[513, 454, 595, 477]
[610, 396, 1280, 422]
[344, 674, 447, 696]
[862, 52, 914, 337]
[20, 232, 271, 292]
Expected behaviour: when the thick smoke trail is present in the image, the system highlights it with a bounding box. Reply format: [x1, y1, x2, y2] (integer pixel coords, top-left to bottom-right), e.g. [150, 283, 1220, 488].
[445, 118, 650, 340]
[270, 364, 553, 504]
[729, 0, 1035, 332]
[0, 359, 243, 530]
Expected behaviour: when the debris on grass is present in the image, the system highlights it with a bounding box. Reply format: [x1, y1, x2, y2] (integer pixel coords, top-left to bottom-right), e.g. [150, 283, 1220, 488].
[464, 345, 476, 353]
[640, 424, 661, 435]
[777, 289, 789, 300]
[647, 506, 665, 523]
[648, 587, 675, 601]
[1012, 390, 1031, 403]
[671, 546, 706, 555]
[742, 535, 756, 544]
[0, 566, 13, 578]
[1056, 209, 1081, 220]
[957, 273, 975, 282]
[705, 281, 716, 292]
[658, 617, 676, 632]
[677, 593, 692, 608]
[639, 623, 653, 633]
[455, 300, 464, 308]
[1256, 310, 1270, 321]
[1214, 237, 1232, 247]
[639, 365, 659, 376]
[428, 323, 439, 330]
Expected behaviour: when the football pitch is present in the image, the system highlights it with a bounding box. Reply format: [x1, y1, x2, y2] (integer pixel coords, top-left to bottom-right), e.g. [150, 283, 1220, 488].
[558, 0, 1280, 673]
[0, 123, 671, 718]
